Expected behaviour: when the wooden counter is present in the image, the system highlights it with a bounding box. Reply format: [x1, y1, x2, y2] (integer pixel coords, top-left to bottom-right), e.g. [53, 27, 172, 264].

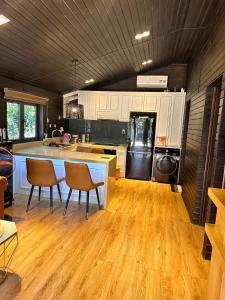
[206, 188, 225, 300]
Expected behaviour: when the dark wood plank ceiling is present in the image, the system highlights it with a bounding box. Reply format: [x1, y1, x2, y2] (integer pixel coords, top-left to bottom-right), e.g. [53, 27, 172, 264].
[0, 0, 224, 93]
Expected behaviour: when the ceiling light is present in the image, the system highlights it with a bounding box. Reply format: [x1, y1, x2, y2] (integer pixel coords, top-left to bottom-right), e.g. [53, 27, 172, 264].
[142, 59, 152, 65]
[135, 30, 150, 40]
[85, 79, 95, 84]
[0, 15, 10, 26]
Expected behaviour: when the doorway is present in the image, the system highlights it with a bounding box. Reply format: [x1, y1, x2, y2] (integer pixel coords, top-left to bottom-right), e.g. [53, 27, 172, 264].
[200, 77, 222, 225]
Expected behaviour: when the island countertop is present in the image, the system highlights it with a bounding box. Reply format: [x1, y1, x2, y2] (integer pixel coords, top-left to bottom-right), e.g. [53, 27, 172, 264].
[13, 143, 116, 165]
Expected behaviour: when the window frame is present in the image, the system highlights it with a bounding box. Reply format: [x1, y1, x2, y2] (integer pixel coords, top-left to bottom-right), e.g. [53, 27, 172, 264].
[7, 100, 40, 143]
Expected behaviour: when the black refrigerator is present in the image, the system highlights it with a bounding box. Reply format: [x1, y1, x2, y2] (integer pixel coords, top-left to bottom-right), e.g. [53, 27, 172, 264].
[126, 112, 157, 180]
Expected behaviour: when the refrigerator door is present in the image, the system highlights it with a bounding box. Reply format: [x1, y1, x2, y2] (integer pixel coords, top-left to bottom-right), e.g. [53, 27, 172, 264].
[126, 150, 153, 180]
[126, 113, 156, 180]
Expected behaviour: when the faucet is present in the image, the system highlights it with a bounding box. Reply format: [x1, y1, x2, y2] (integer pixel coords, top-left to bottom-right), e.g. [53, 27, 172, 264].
[51, 129, 63, 138]
[49, 129, 63, 147]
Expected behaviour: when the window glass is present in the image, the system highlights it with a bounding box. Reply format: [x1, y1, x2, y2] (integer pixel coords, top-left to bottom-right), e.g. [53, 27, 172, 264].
[24, 105, 37, 138]
[7, 102, 20, 140]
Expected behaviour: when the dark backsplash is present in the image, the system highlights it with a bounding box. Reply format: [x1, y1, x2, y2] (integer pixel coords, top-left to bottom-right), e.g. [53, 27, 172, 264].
[69, 119, 128, 144]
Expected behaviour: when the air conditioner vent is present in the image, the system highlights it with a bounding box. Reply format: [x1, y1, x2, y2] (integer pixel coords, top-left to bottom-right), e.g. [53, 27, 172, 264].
[137, 75, 168, 88]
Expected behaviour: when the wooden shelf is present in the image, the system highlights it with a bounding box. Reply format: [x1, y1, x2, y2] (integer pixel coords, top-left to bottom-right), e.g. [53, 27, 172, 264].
[205, 224, 225, 270]
[208, 188, 225, 216]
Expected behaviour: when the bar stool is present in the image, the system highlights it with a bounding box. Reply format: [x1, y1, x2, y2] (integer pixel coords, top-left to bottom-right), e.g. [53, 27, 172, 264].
[26, 158, 64, 213]
[91, 148, 104, 154]
[64, 162, 104, 219]
[76, 146, 92, 153]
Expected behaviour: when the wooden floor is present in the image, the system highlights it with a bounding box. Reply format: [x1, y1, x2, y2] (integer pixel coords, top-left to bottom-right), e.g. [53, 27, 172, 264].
[1, 179, 209, 300]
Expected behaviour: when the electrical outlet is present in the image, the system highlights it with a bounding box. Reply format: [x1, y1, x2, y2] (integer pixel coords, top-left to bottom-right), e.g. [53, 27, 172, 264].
[49, 124, 51, 128]
[122, 129, 126, 135]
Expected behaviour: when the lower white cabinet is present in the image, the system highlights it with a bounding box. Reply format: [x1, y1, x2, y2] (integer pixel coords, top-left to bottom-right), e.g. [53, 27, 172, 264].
[116, 149, 127, 178]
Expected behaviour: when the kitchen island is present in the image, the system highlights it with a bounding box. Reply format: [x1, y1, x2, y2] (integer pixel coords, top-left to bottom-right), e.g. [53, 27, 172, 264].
[13, 142, 117, 208]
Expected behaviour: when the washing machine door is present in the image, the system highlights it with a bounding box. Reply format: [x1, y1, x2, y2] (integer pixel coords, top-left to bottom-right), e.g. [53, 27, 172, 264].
[156, 155, 177, 175]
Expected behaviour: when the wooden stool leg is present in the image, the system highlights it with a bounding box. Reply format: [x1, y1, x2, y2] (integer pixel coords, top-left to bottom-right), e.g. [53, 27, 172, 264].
[86, 191, 89, 219]
[64, 188, 72, 215]
[78, 190, 81, 205]
[57, 184, 62, 202]
[50, 186, 53, 213]
[38, 186, 41, 201]
[95, 188, 101, 209]
[26, 185, 34, 212]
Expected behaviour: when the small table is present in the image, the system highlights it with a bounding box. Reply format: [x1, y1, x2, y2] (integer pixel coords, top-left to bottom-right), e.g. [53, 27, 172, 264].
[0, 220, 18, 284]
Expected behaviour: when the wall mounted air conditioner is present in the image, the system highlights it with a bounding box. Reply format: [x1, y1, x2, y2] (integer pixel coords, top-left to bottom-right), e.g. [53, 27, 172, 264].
[137, 75, 168, 88]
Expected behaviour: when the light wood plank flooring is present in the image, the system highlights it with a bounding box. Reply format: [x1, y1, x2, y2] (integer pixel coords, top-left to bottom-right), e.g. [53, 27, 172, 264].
[1, 179, 209, 300]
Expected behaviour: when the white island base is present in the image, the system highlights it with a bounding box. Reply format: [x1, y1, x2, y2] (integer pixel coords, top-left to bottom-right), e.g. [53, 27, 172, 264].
[13, 147, 117, 209]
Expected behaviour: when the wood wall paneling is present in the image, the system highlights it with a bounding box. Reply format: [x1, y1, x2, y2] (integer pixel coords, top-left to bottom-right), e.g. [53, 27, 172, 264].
[181, 6, 225, 259]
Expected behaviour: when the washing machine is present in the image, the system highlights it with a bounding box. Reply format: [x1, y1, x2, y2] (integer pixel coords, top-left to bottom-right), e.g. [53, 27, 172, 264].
[151, 147, 180, 184]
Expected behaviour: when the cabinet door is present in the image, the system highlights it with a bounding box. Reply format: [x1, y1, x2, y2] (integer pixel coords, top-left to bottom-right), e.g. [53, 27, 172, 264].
[143, 94, 158, 112]
[167, 94, 185, 147]
[156, 94, 171, 144]
[129, 94, 144, 112]
[80, 93, 98, 120]
[98, 94, 108, 111]
[108, 94, 120, 112]
[120, 94, 130, 121]
[116, 150, 127, 177]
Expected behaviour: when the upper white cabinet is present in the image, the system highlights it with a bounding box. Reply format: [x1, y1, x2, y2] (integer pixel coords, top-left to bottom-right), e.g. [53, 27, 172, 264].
[78, 92, 98, 120]
[129, 94, 144, 112]
[143, 94, 158, 112]
[155, 92, 185, 148]
[167, 94, 185, 147]
[156, 93, 171, 138]
[97, 93, 121, 120]
[120, 94, 130, 122]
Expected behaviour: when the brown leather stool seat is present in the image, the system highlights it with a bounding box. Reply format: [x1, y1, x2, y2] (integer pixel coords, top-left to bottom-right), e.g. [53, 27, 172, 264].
[26, 158, 64, 213]
[64, 162, 104, 219]
[76, 146, 92, 153]
[91, 148, 105, 154]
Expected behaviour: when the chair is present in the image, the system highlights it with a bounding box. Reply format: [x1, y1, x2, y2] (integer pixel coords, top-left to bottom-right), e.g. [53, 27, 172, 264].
[76, 146, 92, 153]
[64, 162, 104, 219]
[0, 177, 7, 219]
[26, 158, 64, 213]
[91, 148, 105, 154]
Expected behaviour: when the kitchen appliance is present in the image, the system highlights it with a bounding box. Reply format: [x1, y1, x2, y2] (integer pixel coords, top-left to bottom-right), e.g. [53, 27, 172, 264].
[0, 142, 14, 207]
[152, 147, 180, 184]
[62, 133, 72, 144]
[126, 112, 157, 180]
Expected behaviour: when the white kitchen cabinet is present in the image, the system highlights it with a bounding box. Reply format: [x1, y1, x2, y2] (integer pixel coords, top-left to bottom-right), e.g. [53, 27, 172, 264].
[78, 92, 98, 120]
[167, 94, 185, 147]
[116, 149, 127, 178]
[97, 93, 121, 120]
[156, 93, 171, 140]
[65, 90, 186, 148]
[143, 93, 158, 112]
[120, 94, 130, 121]
[98, 94, 108, 111]
[129, 94, 144, 112]
[155, 92, 185, 148]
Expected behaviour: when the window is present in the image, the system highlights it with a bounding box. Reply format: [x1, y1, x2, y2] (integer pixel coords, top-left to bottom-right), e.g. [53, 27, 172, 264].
[7, 101, 38, 141]
[7, 102, 20, 140]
